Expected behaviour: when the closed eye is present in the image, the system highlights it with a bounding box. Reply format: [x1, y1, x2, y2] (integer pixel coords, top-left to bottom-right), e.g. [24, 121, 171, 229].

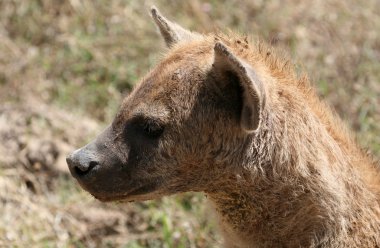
[141, 120, 164, 139]
[126, 115, 165, 140]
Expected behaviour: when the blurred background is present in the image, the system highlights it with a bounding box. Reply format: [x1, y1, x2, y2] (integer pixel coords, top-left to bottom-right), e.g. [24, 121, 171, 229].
[0, 0, 379, 247]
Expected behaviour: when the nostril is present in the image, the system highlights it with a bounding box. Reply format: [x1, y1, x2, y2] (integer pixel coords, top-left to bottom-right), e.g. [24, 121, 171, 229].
[88, 161, 99, 171]
[74, 160, 99, 177]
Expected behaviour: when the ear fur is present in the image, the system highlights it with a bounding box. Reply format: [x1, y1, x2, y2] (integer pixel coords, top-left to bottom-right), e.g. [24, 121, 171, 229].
[150, 6, 201, 47]
[213, 42, 266, 132]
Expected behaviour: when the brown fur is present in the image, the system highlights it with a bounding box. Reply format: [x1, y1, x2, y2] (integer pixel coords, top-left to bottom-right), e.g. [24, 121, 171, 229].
[67, 8, 380, 247]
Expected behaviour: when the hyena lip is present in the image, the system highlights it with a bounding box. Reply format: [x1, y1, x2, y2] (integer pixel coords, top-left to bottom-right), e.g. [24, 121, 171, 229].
[92, 180, 162, 202]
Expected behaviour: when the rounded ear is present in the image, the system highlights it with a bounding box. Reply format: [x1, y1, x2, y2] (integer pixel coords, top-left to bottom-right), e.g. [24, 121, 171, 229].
[150, 6, 202, 47]
[213, 42, 266, 132]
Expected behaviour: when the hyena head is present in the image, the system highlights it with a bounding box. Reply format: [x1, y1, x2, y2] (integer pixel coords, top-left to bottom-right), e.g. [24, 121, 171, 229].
[66, 7, 266, 202]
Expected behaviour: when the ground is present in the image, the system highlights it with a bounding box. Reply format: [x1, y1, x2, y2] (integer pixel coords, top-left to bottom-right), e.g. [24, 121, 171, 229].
[0, 0, 379, 247]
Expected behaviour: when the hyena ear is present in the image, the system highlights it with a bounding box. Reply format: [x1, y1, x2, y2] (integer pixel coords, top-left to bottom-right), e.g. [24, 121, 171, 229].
[150, 6, 202, 47]
[213, 42, 266, 132]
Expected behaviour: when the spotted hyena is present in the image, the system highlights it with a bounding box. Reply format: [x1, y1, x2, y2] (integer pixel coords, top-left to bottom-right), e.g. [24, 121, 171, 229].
[66, 7, 380, 247]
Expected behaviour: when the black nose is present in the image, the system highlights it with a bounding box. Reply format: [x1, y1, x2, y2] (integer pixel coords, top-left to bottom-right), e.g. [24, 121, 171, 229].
[66, 151, 99, 177]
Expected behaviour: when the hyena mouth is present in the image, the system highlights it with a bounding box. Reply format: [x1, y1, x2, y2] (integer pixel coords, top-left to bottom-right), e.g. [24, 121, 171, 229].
[93, 180, 163, 202]
[127, 180, 161, 196]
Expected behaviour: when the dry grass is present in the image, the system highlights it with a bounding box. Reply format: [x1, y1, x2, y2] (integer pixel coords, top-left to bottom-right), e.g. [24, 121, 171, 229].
[0, 0, 379, 247]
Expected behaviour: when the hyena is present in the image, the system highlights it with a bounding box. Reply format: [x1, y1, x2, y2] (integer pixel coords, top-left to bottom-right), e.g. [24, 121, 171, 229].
[66, 7, 380, 247]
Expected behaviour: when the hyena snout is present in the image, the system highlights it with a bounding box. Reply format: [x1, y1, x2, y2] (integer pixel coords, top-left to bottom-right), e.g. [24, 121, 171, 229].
[66, 126, 128, 200]
[66, 127, 111, 179]
[66, 147, 100, 178]
[66, 122, 170, 202]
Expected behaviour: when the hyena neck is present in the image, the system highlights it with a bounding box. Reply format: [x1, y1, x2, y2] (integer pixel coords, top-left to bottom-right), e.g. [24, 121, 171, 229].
[204, 111, 380, 247]
[206, 160, 380, 247]
[205, 171, 335, 247]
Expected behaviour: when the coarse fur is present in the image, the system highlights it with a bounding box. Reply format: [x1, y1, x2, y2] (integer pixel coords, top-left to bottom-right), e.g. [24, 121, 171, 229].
[67, 7, 380, 247]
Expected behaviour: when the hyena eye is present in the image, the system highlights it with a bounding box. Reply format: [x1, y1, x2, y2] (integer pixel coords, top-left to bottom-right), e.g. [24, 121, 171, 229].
[141, 120, 164, 139]
[127, 116, 165, 140]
